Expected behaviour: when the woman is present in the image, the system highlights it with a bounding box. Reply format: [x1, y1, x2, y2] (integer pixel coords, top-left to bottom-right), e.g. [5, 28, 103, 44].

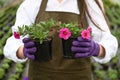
[4, 0, 118, 80]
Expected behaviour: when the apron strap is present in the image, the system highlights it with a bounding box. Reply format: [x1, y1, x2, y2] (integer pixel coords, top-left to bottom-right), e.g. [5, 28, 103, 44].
[35, 0, 48, 23]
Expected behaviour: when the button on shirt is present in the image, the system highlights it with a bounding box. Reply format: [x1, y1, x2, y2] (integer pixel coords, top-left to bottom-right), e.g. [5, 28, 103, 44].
[4, 0, 118, 63]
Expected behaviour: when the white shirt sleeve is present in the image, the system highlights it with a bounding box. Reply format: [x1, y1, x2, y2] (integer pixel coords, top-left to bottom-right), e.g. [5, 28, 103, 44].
[85, 0, 118, 63]
[4, 0, 41, 63]
[4, 36, 27, 63]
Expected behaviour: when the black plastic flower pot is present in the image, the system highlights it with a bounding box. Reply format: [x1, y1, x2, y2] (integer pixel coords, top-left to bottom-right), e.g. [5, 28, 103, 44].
[34, 40, 52, 62]
[62, 38, 77, 59]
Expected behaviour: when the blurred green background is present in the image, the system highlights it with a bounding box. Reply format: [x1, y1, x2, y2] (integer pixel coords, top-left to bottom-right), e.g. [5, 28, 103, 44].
[0, 0, 120, 80]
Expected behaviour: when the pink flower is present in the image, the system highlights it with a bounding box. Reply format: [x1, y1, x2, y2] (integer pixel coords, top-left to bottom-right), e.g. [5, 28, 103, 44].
[14, 32, 20, 39]
[81, 30, 90, 39]
[87, 26, 92, 32]
[59, 28, 71, 40]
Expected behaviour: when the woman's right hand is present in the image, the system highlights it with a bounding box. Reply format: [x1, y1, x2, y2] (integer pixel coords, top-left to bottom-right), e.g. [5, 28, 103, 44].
[22, 38, 37, 60]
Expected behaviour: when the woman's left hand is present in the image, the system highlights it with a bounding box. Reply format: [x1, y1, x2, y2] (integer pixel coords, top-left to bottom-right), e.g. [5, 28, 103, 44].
[71, 36, 100, 58]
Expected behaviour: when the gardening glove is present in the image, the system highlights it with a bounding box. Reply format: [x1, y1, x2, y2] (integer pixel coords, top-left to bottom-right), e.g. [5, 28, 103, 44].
[23, 38, 37, 60]
[71, 36, 100, 58]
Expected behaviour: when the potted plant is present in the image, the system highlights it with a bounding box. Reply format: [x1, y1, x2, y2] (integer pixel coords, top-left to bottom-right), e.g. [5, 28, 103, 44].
[17, 19, 92, 60]
[17, 19, 58, 62]
[58, 22, 92, 58]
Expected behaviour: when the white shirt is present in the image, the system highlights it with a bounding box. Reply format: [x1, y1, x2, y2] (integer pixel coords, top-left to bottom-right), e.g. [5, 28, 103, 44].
[4, 0, 118, 63]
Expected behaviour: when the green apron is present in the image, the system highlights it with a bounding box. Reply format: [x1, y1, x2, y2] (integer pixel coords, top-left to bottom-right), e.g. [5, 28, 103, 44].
[28, 0, 92, 80]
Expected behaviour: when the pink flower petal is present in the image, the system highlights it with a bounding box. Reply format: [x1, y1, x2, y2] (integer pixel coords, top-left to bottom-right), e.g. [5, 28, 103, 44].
[59, 28, 71, 40]
[81, 30, 90, 39]
[87, 26, 92, 32]
[14, 32, 20, 39]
